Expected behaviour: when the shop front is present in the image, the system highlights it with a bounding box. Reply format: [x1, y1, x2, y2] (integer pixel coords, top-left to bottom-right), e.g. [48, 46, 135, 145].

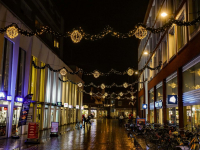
[0, 101, 9, 138]
[12, 102, 22, 136]
[149, 88, 154, 123]
[43, 105, 49, 129]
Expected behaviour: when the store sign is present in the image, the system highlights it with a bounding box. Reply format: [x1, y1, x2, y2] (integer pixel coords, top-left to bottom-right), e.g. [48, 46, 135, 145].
[27, 122, 39, 139]
[0, 91, 7, 100]
[69, 105, 72, 108]
[81, 106, 84, 110]
[57, 102, 62, 107]
[64, 103, 68, 107]
[7, 96, 12, 101]
[51, 122, 59, 133]
[136, 118, 146, 125]
[168, 95, 178, 104]
[155, 100, 162, 108]
[142, 104, 147, 109]
[15, 97, 23, 103]
[76, 105, 79, 109]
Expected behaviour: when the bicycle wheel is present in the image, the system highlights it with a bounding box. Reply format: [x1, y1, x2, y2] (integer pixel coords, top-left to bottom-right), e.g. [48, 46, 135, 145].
[145, 134, 157, 148]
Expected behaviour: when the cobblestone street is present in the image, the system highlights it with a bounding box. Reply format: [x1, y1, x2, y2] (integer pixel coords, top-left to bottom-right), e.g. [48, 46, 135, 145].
[0, 119, 143, 150]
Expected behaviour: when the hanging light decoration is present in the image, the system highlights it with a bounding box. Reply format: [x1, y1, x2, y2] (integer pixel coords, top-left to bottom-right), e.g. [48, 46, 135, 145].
[6, 26, 18, 39]
[60, 68, 67, 76]
[135, 71, 138, 75]
[93, 70, 100, 78]
[102, 96, 105, 99]
[170, 83, 176, 89]
[89, 91, 93, 96]
[127, 68, 134, 76]
[123, 82, 128, 88]
[104, 92, 108, 97]
[71, 30, 82, 43]
[131, 96, 135, 100]
[119, 92, 123, 97]
[117, 96, 120, 100]
[134, 26, 147, 39]
[101, 84, 106, 89]
[78, 82, 83, 88]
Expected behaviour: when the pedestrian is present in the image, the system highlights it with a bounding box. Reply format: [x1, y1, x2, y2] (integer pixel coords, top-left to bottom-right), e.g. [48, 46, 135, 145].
[82, 114, 86, 128]
[119, 115, 124, 126]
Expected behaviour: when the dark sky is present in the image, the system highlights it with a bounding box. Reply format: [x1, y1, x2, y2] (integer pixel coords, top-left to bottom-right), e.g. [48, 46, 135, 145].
[55, 0, 149, 93]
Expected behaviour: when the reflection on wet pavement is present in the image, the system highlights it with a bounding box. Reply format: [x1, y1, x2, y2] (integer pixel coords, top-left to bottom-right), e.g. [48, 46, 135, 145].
[0, 119, 143, 150]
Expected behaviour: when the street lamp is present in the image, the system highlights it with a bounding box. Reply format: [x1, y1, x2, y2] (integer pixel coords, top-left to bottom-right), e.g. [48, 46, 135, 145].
[143, 51, 149, 55]
[161, 12, 168, 17]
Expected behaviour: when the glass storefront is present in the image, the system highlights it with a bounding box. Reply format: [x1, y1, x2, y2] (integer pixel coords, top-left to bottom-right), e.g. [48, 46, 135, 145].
[149, 88, 154, 123]
[12, 102, 22, 136]
[56, 107, 59, 122]
[0, 106, 7, 137]
[43, 105, 48, 129]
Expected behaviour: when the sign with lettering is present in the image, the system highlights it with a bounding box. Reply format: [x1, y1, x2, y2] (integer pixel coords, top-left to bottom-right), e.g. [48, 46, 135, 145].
[136, 118, 146, 125]
[155, 100, 162, 108]
[142, 104, 147, 109]
[51, 122, 59, 133]
[27, 122, 39, 139]
[0, 91, 7, 100]
[64, 103, 68, 107]
[76, 105, 79, 109]
[15, 97, 23, 103]
[57, 102, 62, 107]
[168, 95, 178, 104]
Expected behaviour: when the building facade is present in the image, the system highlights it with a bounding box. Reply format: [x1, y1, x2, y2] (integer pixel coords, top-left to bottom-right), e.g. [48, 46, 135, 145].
[138, 0, 200, 129]
[0, 2, 83, 138]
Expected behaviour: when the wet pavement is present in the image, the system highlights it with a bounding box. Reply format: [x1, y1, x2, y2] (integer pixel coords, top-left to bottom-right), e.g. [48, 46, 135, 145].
[0, 119, 143, 150]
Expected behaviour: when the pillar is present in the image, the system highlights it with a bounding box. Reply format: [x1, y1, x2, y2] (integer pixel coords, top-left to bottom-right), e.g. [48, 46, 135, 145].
[163, 79, 167, 125]
[154, 86, 157, 123]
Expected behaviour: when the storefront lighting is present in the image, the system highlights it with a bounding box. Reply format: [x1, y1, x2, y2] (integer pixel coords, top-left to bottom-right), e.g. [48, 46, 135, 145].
[192, 107, 195, 111]
[171, 83, 176, 88]
[0, 91, 7, 100]
[81, 106, 84, 110]
[15, 97, 23, 103]
[64, 103, 68, 107]
[76, 105, 79, 109]
[143, 51, 149, 55]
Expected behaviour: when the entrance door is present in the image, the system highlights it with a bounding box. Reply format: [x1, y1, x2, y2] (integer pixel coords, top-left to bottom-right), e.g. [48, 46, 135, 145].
[0, 105, 8, 138]
[12, 107, 21, 136]
[43, 109, 48, 129]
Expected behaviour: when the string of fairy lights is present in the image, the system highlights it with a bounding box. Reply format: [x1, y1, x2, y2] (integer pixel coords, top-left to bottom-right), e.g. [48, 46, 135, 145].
[32, 61, 161, 77]
[4, 15, 200, 43]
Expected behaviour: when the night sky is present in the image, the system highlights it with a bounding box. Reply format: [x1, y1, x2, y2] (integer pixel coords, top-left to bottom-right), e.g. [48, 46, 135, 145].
[56, 0, 149, 93]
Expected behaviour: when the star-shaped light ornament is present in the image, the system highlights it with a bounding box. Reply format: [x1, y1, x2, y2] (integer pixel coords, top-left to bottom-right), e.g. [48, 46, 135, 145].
[104, 92, 108, 97]
[60, 68, 67, 76]
[101, 84, 106, 89]
[93, 70, 100, 78]
[123, 82, 128, 88]
[119, 92, 123, 97]
[127, 68, 134, 76]
[78, 82, 83, 88]
[117, 96, 120, 100]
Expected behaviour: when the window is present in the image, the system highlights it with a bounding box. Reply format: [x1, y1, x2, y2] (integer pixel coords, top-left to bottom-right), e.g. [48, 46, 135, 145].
[140, 96, 144, 110]
[183, 62, 200, 93]
[188, 0, 200, 35]
[168, 26, 176, 59]
[35, 18, 43, 29]
[162, 39, 167, 63]
[149, 89, 154, 103]
[118, 101, 122, 106]
[156, 86, 163, 101]
[54, 39, 59, 48]
[177, 11, 186, 51]
[166, 77, 178, 97]
[167, 0, 175, 14]
[39, 62, 45, 102]
[28, 56, 37, 100]
[15, 48, 26, 97]
[0, 38, 13, 94]
[21, 0, 32, 20]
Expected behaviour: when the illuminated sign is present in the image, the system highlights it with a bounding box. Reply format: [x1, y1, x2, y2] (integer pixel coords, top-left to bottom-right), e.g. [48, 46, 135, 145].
[69, 105, 72, 108]
[142, 104, 147, 109]
[155, 100, 162, 108]
[7, 96, 12, 101]
[64, 103, 68, 108]
[76, 105, 79, 109]
[81, 106, 84, 110]
[15, 97, 23, 103]
[57, 102, 62, 107]
[0, 91, 7, 100]
[168, 95, 178, 104]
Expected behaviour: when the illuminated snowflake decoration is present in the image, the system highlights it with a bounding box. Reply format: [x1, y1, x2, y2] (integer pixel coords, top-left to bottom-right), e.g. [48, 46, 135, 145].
[60, 68, 67, 76]
[104, 92, 108, 97]
[71, 30, 82, 43]
[123, 82, 128, 88]
[93, 70, 100, 78]
[119, 92, 123, 97]
[135, 26, 147, 39]
[101, 84, 106, 89]
[127, 68, 134, 76]
[6, 26, 18, 39]
[78, 82, 83, 88]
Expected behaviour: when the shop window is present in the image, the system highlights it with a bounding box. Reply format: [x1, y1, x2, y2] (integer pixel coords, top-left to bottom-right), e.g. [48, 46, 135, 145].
[156, 86, 163, 101]
[52, 72, 57, 104]
[28, 56, 37, 101]
[166, 77, 178, 97]
[54, 39, 59, 48]
[61, 76, 66, 104]
[177, 11, 187, 51]
[45, 69, 51, 103]
[149, 89, 154, 103]
[118, 101, 122, 106]
[168, 26, 176, 59]
[0, 38, 13, 94]
[39, 62, 45, 102]
[188, 0, 200, 36]
[57, 74, 62, 102]
[15, 48, 26, 97]
[183, 62, 200, 93]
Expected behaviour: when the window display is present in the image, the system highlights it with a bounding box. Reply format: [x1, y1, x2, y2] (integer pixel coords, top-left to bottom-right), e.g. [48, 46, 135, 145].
[0, 107, 7, 136]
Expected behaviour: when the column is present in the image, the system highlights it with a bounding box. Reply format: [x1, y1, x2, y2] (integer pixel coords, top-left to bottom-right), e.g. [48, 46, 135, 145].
[154, 86, 157, 123]
[163, 79, 167, 125]
[178, 67, 184, 129]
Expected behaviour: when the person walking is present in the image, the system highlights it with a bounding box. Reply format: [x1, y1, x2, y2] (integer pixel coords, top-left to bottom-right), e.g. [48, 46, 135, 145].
[119, 115, 124, 126]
